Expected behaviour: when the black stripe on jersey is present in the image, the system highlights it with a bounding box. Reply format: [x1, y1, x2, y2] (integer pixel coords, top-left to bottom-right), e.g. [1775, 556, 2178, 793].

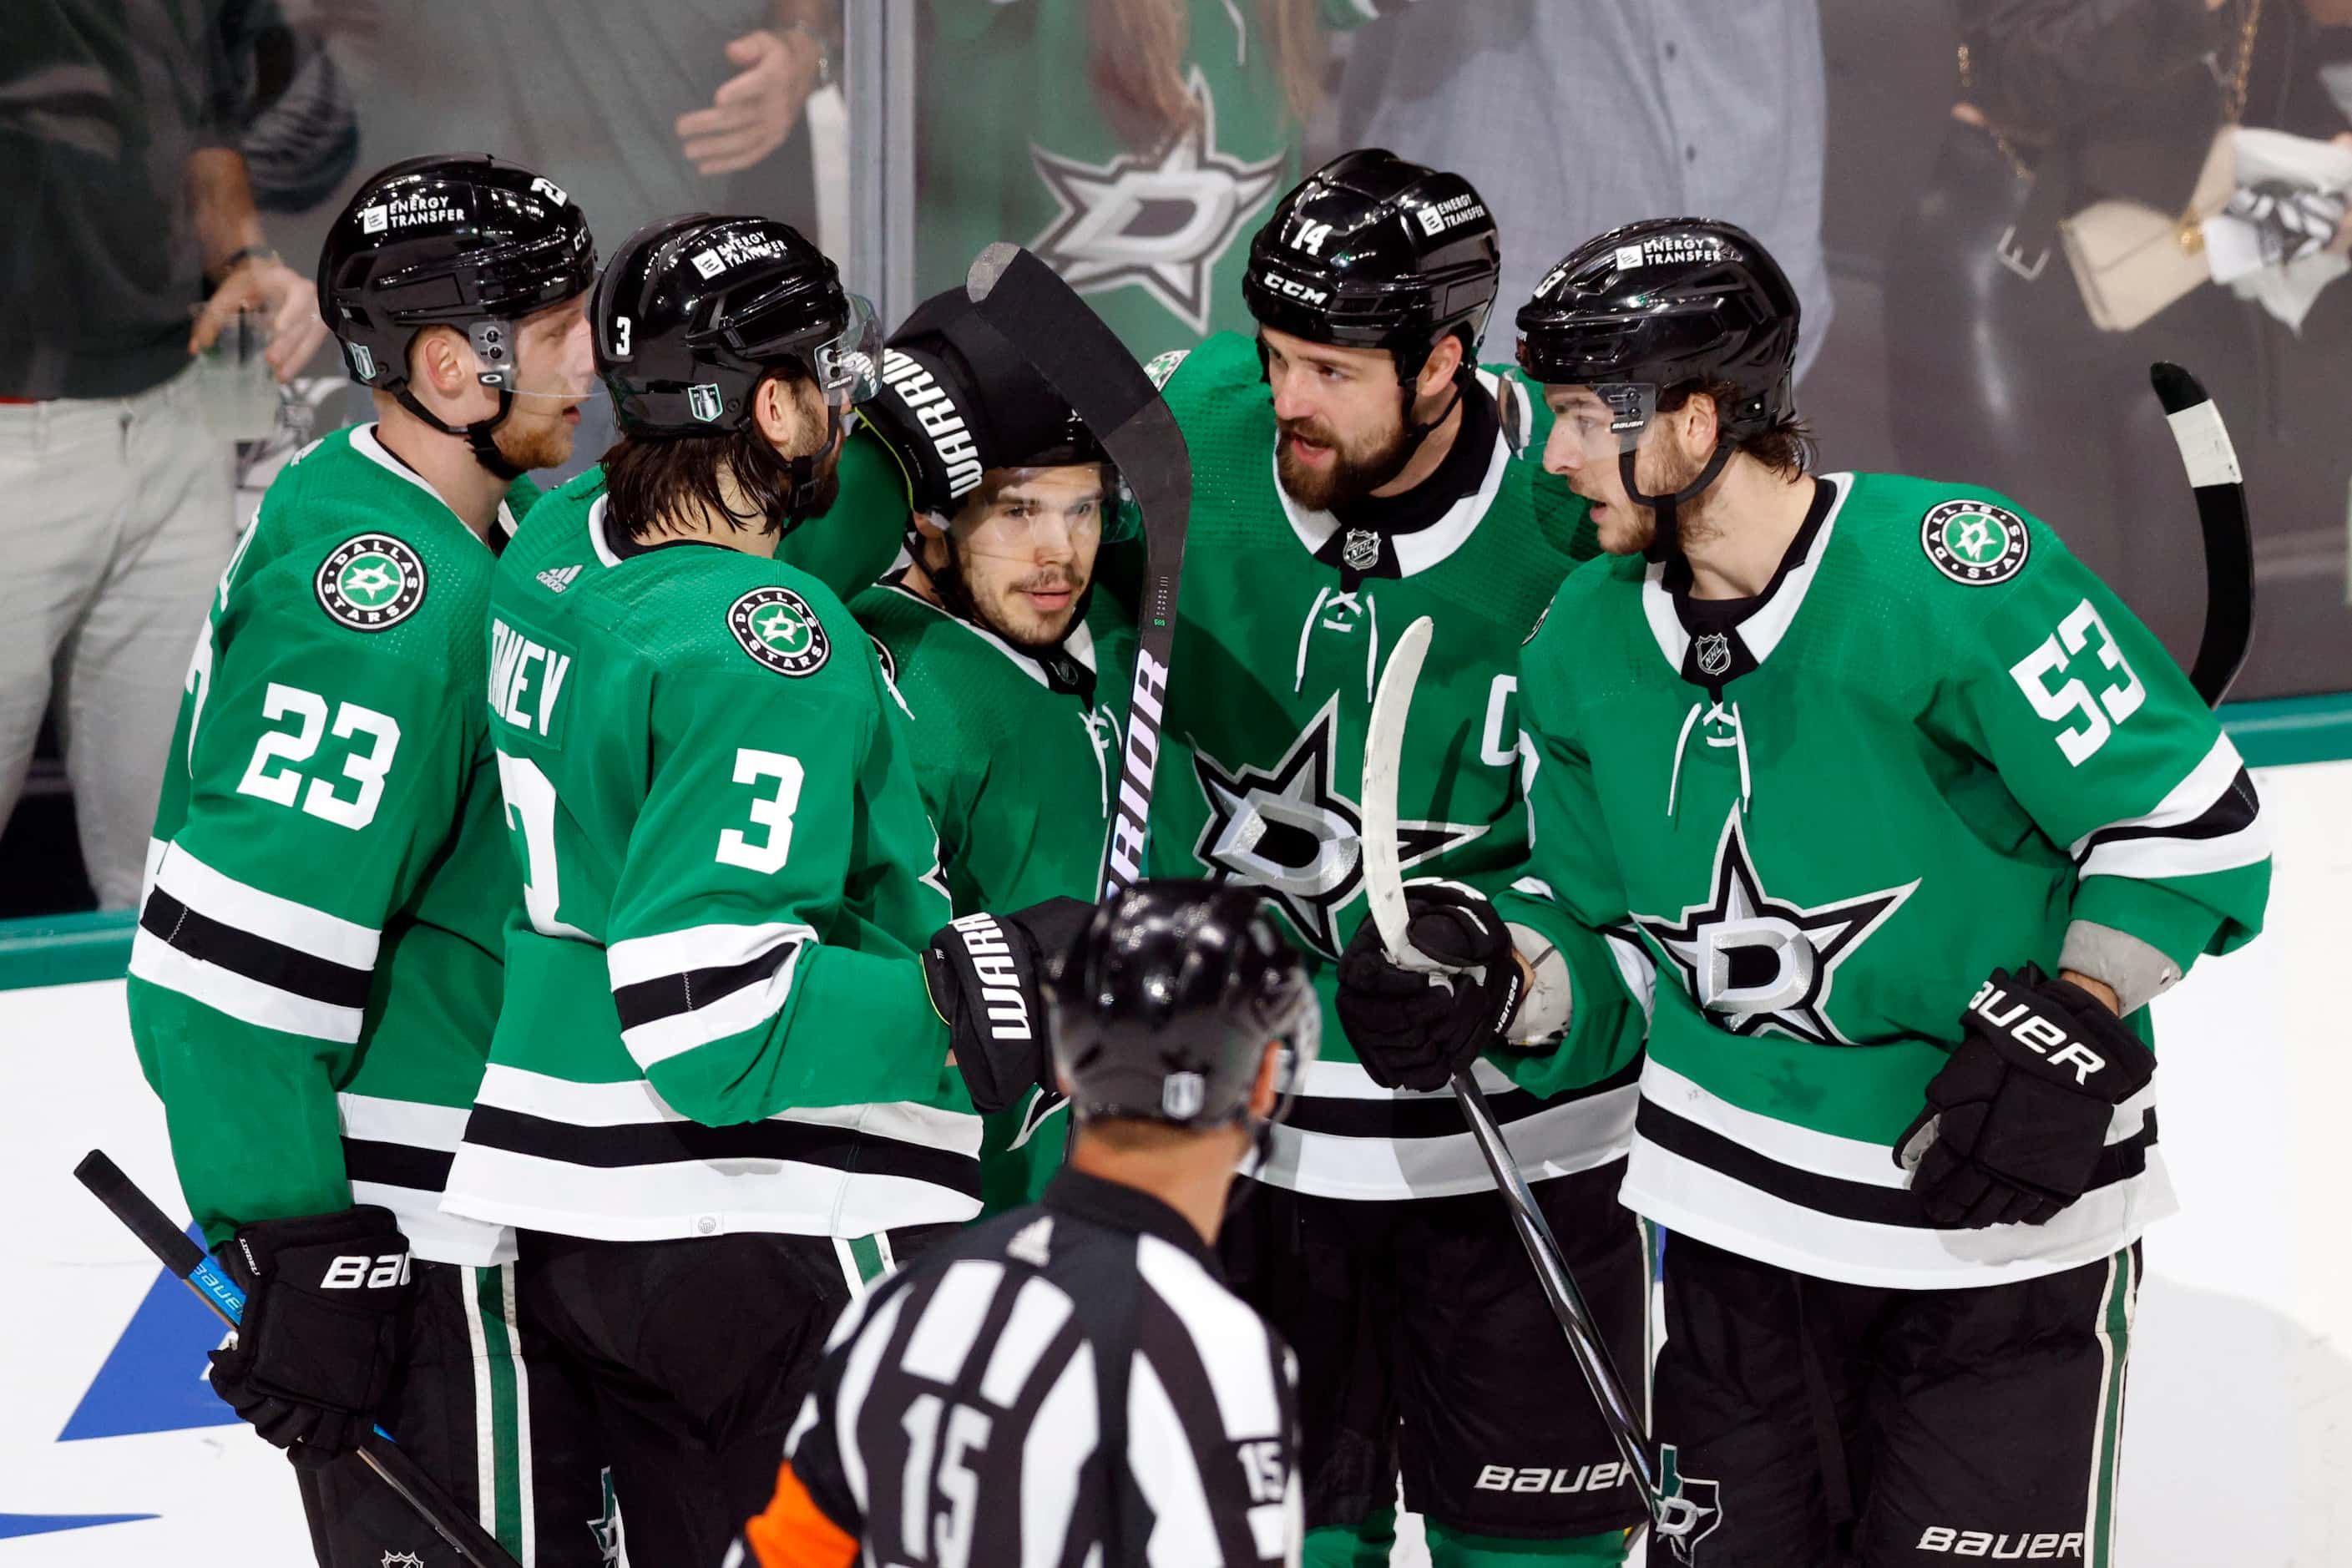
[463, 1105, 982, 1197]
[1635, 1098, 2157, 1229]
[1285, 1055, 1641, 1141]
[1133, 1285, 1280, 1565]
[341, 1136, 453, 1195]
[610, 942, 805, 1031]
[139, 888, 372, 1007]
[2072, 767, 2259, 862]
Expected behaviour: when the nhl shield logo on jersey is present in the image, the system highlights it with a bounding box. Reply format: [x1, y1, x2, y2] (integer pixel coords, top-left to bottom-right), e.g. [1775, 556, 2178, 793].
[316, 533, 427, 631]
[1341, 529, 1383, 573]
[727, 586, 830, 676]
[1695, 632, 1732, 677]
[687, 382, 726, 423]
[1920, 499, 2031, 586]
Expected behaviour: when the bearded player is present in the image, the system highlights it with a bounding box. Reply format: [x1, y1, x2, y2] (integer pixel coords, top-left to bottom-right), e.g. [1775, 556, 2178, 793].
[852, 286, 1140, 1212]
[1143, 149, 1654, 1568]
[1339, 218, 2271, 1565]
[126, 156, 607, 1565]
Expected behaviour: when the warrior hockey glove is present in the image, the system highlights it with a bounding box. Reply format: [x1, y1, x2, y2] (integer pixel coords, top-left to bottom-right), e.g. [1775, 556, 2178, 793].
[1336, 883, 1525, 1094]
[925, 897, 1095, 1115]
[1897, 965, 2157, 1228]
[206, 1206, 412, 1464]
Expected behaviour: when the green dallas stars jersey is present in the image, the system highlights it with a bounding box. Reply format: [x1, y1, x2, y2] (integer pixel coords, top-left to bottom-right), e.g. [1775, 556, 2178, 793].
[854, 577, 1137, 1213]
[1505, 472, 2271, 1289]
[128, 424, 538, 1262]
[1141, 331, 1651, 1202]
[438, 486, 974, 1243]
[916, 0, 1397, 363]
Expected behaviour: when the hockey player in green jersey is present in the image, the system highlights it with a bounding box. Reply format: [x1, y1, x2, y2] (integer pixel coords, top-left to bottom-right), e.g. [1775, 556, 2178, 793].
[853, 286, 1141, 1213]
[1146, 151, 1652, 1567]
[126, 155, 609, 1564]
[437, 213, 1093, 1564]
[1339, 218, 2274, 1566]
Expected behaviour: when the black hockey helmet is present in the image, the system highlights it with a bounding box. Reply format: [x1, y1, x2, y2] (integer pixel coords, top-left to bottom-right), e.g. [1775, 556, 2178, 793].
[1242, 149, 1500, 381]
[1047, 882, 1319, 1133]
[1515, 218, 1802, 559]
[594, 213, 877, 438]
[318, 153, 596, 477]
[861, 286, 1119, 521]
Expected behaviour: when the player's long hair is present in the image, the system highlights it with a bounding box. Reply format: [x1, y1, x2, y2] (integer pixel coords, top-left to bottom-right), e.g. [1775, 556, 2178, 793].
[1090, 0, 1325, 149]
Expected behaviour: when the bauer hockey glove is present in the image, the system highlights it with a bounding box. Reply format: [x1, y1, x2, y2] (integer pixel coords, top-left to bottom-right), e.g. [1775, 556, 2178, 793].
[206, 1206, 412, 1464]
[925, 897, 1095, 1115]
[1897, 965, 2157, 1228]
[1336, 883, 1525, 1094]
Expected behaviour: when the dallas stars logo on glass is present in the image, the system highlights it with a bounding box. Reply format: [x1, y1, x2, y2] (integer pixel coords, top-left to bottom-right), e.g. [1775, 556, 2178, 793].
[1633, 808, 1916, 1045]
[1920, 498, 2031, 586]
[316, 533, 427, 631]
[1191, 695, 1483, 957]
[727, 586, 831, 676]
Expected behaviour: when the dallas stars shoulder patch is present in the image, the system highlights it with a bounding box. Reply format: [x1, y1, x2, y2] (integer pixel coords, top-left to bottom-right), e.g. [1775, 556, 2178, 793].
[1920, 498, 2031, 586]
[316, 533, 427, 631]
[728, 585, 830, 676]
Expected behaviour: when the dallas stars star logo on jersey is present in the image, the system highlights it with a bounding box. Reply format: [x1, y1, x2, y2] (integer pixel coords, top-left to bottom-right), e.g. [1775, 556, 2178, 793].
[1191, 695, 1484, 957]
[727, 586, 830, 676]
[316, 533, 427, 631]
[1920, 498, 2031, 586]
[1027, 67, 1284, 334]
[1633, 808, 1916, 1045]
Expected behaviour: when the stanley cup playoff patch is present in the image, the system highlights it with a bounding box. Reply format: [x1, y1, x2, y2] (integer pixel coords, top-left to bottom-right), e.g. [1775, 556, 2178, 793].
[316, 534, 427, 630]
[1920, 499, 2031, 586]
[728, 586, 831, 676]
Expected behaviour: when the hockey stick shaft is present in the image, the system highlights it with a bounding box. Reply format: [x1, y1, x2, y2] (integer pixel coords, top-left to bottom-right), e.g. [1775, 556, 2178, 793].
[1358, 626, 1697, 1543]
[74, 1151, 524, 1568]
[2149, 362, 2253, 708]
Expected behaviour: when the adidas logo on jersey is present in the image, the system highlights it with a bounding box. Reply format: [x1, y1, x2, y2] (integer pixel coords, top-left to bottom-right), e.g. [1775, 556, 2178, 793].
[537, 564, 583, 594]
[1005, 1216, 1054, 1267]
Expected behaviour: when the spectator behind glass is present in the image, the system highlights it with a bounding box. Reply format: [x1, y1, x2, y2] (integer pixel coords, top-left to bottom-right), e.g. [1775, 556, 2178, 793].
[1884, 0, 2352, 698]
[0, 0, 329, 909]
[913, 1, 1378, 365]
[273, 0, 837, 480]
[1335, 0, 1833, 380]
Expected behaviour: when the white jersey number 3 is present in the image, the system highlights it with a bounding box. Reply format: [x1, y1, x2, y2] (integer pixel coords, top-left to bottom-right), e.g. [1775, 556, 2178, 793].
[2007, 599, 2146, 766]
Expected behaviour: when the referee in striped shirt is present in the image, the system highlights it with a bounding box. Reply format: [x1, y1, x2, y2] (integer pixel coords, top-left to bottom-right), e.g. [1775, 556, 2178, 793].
[731, 881, 1320, 1567]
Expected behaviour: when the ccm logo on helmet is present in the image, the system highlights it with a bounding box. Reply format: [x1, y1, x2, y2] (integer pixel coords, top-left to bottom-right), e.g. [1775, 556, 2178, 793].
[948, 912, 1032, 1042]
[1917, 1526, 2084, 1558]
[319, 1252, 412, 1290]
[1264, 275, 1328, 305]
[1967, 982, 2107, 1086]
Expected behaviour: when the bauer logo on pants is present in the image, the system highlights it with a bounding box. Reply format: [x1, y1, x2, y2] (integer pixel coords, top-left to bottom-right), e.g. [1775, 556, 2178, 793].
[316, 534, 427, 631]
[728, 587, 831, 676]
[1920, 499, 2031, 585]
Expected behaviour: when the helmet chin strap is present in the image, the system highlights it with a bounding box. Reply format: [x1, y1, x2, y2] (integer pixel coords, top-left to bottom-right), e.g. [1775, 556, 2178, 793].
[1622, 438, 1735, 565]
[394, 387, 524, 481]
[774, 404, 845, 536]
[1353, 360, 1469, 498]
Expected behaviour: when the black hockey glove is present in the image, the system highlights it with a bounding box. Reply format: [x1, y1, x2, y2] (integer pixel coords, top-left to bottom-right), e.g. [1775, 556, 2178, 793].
[206, 1206, 412, 1465]
[1897, 965, 2157, 1228]
[1335, 884, 1525, 1094]
[925, 897, 1095, 1115]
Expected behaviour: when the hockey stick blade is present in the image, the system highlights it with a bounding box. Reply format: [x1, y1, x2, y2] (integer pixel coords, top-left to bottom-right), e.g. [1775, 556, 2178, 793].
[1354, 631, 1702, 1547]
[2149, 362, 2253, 709]
[75, 1151, 524, 1568]
[965, 244, 1190, 896]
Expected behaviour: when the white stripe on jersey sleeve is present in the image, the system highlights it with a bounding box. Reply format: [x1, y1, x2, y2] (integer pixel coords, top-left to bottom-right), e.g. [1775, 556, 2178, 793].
[128, 928, 364, 1043]
[1135, 1235, 1281, 1441]
[468, 1065, 981, 1155]
[151, 844, 383, 968]
[616, 948, 812, 1069]
[832, 1282, 910, 1518]
[2070, 735, 2268, 880]
[1129, 1353, 1224, 1566]
[1022, 1342, 1098, 1568]
[606, 920, 816, 987]
[901, 1258, 1005, 1383]
[981, 1277, 1075, 1409]
[338, 1093, 471, 1151]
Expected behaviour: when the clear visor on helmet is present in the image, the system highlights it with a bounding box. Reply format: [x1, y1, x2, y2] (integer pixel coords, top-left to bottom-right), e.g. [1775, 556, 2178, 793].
[933, 461, 1136, 564]
[812, 293, 882, 410]
[1553, 380, 1660, 463]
